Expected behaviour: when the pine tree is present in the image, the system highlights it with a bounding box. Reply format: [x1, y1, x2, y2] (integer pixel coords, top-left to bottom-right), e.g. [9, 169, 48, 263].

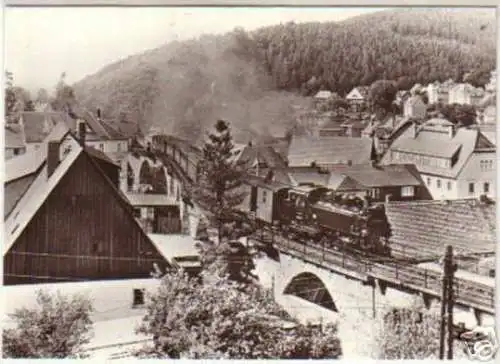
[192, 120, 257, 282]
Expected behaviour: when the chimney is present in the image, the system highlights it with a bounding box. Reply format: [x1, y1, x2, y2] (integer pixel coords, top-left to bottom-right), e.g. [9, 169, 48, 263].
[97, 108, 102, 120]
[47, 141, 60, 178]
[78, 121, 86, 144]
[448, 124, 456, 138]
[411, 122, 418, 138]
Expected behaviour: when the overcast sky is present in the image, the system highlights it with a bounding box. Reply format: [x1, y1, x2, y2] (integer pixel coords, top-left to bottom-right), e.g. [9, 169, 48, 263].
[4, 7, 385, 92]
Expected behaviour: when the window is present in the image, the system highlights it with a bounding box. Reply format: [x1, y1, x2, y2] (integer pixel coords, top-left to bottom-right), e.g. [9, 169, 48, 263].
[371, 188, 380, 199]
[469, 183, 475, 194]
[99, 143, 104, 151]
[13, 148, 20, 156]
[427, 177, 431, 186]
[484, 182, 490, 193]
[117, 143, 121, 152]
[437, 179, 441, 189]
[401, 186, 415, 197]
[262, 190, 267, 204]
[489, 269, 495, 278]
[447, 181, 452, 191]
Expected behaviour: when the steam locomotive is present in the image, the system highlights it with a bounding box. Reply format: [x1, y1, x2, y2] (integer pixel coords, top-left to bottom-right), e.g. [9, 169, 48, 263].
[241, 181, 392, 257]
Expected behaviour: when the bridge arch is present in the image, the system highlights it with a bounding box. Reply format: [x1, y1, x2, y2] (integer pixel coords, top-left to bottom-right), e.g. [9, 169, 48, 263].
[283, 272, 338, 312]
[139, 160, 154, 186]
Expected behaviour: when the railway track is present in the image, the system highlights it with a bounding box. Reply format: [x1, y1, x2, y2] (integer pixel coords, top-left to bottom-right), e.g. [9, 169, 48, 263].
[153, 144, 495, 315]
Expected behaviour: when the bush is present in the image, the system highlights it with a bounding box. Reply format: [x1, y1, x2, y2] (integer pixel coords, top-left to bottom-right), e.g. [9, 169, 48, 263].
[2, 290, 94, 359]
[136, 270, 342, 359]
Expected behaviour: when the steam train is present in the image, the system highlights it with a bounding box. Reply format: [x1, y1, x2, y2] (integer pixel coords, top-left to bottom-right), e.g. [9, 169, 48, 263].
[239, 180, 392, 257]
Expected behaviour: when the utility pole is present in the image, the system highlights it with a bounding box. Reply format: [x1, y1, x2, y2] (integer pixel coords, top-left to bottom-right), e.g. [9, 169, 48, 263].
[439, 245, 454, 360]
[447, 246, 457, 360]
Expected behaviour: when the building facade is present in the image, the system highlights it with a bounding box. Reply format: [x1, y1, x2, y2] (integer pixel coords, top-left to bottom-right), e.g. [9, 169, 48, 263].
[381, 118, 496, 200]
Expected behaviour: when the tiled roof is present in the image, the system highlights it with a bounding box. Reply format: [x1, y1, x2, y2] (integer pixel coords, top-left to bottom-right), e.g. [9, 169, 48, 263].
[236, 144, 288, 170]
[287, 136, 372, 167]
[327, 174, 365, 191]
[287, 167, 331, 186]
[100, 119, 128, 140]
[21, 111, 72, 143]
[5, 122, 69, 183]
[85, 146, 120, 166]
[327, 164, 423, 188]
[124, 193, 177, 207]
[383, 120, 495, 178]
[5, 124, 25, 149]
[386, 199, 496, 260]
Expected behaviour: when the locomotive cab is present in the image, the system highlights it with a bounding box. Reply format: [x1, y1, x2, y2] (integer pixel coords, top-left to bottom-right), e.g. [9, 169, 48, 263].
[287, 185, 331, 223]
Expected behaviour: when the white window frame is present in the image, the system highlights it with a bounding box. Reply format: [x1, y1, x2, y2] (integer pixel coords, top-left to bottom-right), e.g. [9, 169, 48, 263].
[401, 186, 415, 197]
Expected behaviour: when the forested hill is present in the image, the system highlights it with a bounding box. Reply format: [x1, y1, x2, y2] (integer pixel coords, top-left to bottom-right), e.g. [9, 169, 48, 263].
[253, 8, 496, 94]
[73, 8, 496, 143]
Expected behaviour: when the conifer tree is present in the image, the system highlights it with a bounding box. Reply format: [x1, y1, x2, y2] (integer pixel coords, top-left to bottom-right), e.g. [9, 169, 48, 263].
[192, 120, 257, 282]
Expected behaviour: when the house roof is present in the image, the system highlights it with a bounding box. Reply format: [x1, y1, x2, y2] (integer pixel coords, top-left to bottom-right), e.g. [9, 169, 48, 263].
[124, 193, 177, 207]
[5, 124, 25, 149]
[21, 111, 72, 143]
[386, 199, 496, 260]
[5, 122, 69, 183]
[346, 86, 369, 100]
[478, 93, 496, 108]
[383, 119, 495, 178]
[286, 166, 331, 187]
[99, 119, 128, 140]
[314, 90, 333, 99]
[3, 128, 152, 256]
[148, 234, 199, 262]
[287, 135, 373, 167]
[327, 164, 423, 189]
[235, 144, 288, 170]
[85, 146, 120, 166]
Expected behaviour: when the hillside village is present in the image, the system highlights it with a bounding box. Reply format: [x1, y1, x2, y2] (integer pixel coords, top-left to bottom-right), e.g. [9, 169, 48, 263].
[2, 8, 497, 361]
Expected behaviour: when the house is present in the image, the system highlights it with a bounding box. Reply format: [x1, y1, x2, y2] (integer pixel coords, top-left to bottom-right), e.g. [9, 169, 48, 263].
[313, 90, 337, 108]
[326, 163, 431, 202]
[403, 95, 427, 119]
[340, 120, 365, 138]
[4, 124, 26, 159]
[448, 83, 485, 106]
[381, 118, 496, 200]
[18, 111, 73, 153]
[410, 83, 423, 95]
[314, 121, 345, 137]
[287, 135, 373, 168]
[385, 199, 496, 260]
[232, 142, 288, 176]
[345, 86, 369, 112]
[125, 192, 181, 234]
[426, 79, 455, 104]
[3, 122, 169, 285]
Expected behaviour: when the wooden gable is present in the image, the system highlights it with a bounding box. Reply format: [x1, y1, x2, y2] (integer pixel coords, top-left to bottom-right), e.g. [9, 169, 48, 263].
[4, 150, 169, 285]
[346, 88, 365, 101]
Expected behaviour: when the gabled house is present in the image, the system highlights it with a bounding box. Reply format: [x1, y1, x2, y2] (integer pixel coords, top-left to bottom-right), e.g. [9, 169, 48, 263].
[4, 124, 26, 159]
[326, 163, 431, 202]
[426, 79, 455, 105]
[345, 86, 369, 112]
[410, 83, 423, 95]
[18, 111, 73, 153]
[381, 118, 496, 200]
[448, 83, 485, 106]
[4, 122, 168, 285]
[403, 95, 427, 119]
[287, 135, 373, 168]
[232, 143, 288, 177]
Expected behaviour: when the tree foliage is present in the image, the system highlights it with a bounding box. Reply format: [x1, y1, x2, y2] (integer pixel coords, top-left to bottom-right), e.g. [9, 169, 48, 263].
[368, 80, 398, 113]
[375, 305, 467, 360]
[2, 290, 94, 359]
[192, 120, 258, 282]
[136, 270, 342, 359]
[51, 72, 77, 113]
[429, 102, 477, 126]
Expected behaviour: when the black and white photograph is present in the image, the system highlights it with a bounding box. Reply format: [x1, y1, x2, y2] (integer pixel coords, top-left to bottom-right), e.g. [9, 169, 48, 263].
[1, 3, 498, 360]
